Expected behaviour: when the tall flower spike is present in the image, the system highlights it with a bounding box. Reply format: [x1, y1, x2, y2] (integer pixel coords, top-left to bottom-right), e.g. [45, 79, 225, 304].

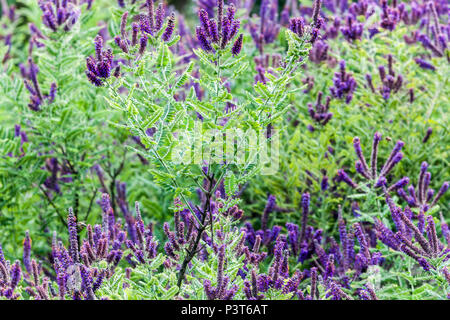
[162, 12, 175, 42]
[94, 35, 103, 61]
[220, 16, 230, 49]
[10, 260, 22, 290]
[217, 0, 223, 34]
[68, 208, 79, 263]
[353, 137, 370, 178]
[370, 132, 382, 180]
[131, 22, 139, 46]
[208, 19, 219, 43]
[155, 3, 165, 32]
[146, 0, 154, 31]
[312, 0, 322, 28]
[139, 35, 148, 55]
[353, 223, 370, 259]
[300, 193, 310, 242]
[430, 182, 449, 207]
[310, 267, 318, 300]
[120, 11, 128, 39]
[23, 231, 32, 274]
[380, 140, 404, 176]
[417, 162, 428, 204]
[329, 60, 357, 103]
[196, 26, 212, 52]
[198, 9, 211, 37]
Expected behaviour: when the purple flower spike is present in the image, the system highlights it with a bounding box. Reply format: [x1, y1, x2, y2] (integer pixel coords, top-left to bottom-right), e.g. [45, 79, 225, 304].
[155, 3, 165, 32]
[10, 260, 22, 290]
[67, 208, 79, 263]
[289, 17, 305, 37]
[340, 15, 364, 42]
[387, 177, 410, 192]
[330, 60, 357, 103]
[48, 83, 57, 103]
[300, 193, 310, 242]
[23, 231, 32, 274]
[231, 34, 243, 56]
[94, 35, 103, 61]
[415, 58, 435, 71]
[337, 169, 357, 189]
[139, 35, 148, 55]
[196, 27, 213, 52]
[381, 140, 405, 176]
[209, 19, 219, 43]
[353, 137, 370, 178]
[431, 182, 449, 207]
[198, 9, 211, 37]
[85, 35, 115, 86]
[312, 0, 323, 28]
[321, 176, 329, 191]
[422, 127, 432, 143]
[370, 132, 382, 179]
[162, 13, 175, 42]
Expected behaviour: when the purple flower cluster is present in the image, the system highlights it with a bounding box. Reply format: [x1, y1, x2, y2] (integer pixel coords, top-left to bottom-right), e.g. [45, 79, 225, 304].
[309, 40, 328, 64]
[339, 131, 448, 211]
[375, 197, 449, 271]
[408, 2, 449, 62]
[307, 91, 333, 127]
[39, 0, 81, 32]
[195, 1, 243, 55]
[22, 57, 57, 111]
[396, 161, 449, 212]
[249, 0, 281, 52]
[365, 55, 403, 100]
[6, 124, 28, 158]
[2, 193, 161, 300]
[114, 3, 177, 58]
[379, 0, 403, 31]
[339, 132, 406, 190]
[85, 35, 114, 86]
[42, 157, 73, 195]
[203, 245, 239, 300]
[329, 60, 356, 103]
[340, 15, 364, 42]
[243, 237, 305, 300]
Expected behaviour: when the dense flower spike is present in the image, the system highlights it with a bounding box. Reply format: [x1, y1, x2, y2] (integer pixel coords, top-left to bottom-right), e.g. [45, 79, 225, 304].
[329, 60, 356, 103]
[22, 231, 32, 274]
[85, 35, 114, 86]
[196, 26, 212, 52]
[231, 34, 243, 56]
[162, 12, 175, 42]
[67, 208, 79, 264]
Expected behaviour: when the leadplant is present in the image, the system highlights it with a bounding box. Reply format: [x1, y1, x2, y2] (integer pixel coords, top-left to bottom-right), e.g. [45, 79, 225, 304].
[0, 0, 449, 301]
[102, 1, 314, 288]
